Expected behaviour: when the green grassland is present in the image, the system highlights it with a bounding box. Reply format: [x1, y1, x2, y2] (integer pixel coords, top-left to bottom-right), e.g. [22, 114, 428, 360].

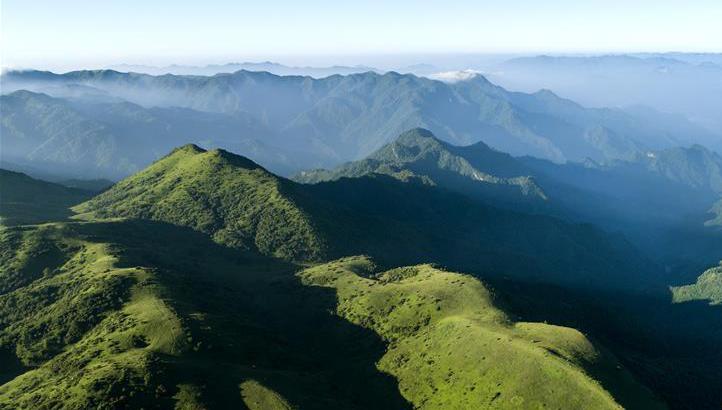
[0, 147, 672, 409]
[0, 221, 413, 409]
[73, 144, 326, 262]
[300, 257, 664, 410]
[671, 264, 722, 305]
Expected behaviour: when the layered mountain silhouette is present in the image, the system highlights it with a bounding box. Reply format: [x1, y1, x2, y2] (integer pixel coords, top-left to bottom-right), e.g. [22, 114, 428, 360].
[295, 128, 547, 208]
[490, 55, 722, 137]
[3, 69, 713, 180]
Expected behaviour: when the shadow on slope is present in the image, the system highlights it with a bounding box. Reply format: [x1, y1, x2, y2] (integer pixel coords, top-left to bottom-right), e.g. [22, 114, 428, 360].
[485, 276, 722, 410]
[70, 220, 411, 409]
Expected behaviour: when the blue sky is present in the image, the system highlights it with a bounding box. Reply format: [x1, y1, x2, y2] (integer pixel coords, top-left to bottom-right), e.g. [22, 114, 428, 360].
[2, 0, 721, 70]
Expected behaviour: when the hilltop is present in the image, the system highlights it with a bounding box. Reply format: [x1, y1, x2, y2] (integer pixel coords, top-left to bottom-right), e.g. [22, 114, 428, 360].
[73, 144, 327, 261]
[295, 128, 547, 210]
[299, 256, 663, 409]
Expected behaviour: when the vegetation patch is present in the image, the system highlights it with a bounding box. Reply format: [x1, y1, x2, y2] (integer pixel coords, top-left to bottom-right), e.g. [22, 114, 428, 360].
[300, 256, 665, 409]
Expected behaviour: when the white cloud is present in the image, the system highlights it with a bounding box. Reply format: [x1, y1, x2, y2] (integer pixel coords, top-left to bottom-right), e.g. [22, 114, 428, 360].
[428, 69, 480, 83]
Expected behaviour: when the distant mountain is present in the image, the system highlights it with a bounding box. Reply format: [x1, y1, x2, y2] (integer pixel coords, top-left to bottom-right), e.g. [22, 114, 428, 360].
[0, 90, 329, 179]
[0, 169, 93, 226]
[610, 145, 722, 194]
[295, 128, 547, 207]
[490, 54, 722, 138]
[630, 52, 722, 66]
[4, 69, 712, 173]
[297, 128, 722, 228]
[519, 144, 722, 271]
[296, 129, 722, 273]
[109, 61, 379, 77]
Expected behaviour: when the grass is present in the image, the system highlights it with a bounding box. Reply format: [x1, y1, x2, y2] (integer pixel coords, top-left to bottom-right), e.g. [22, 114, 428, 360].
[0, 221, 412, 409]
[0, 148, 673, 409]
[299, 256, 665, 409]
[671, 263, 722, 305]
[73, 144, 326, 262]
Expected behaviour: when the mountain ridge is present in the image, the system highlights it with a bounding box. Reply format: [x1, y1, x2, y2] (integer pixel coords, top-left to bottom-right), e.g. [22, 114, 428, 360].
[4, 68, 714, 179]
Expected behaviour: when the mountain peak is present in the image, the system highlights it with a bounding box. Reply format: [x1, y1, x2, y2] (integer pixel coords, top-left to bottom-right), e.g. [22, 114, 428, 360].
[74, 145, 325, 261]
[394, 128, 442, 145]
[174, 143, 206, 154]
[207, 147, 265, 170]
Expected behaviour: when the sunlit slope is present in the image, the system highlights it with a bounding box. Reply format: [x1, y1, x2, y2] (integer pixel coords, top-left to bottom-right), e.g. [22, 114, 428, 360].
[1, 224, 663, 409]
[73, 144, 326, 261]
[300, 256, 665, 410]
[672, 264, 722, 305]
[0, 221, 412, 409]
[73, 143, 658, 291]
[0, 223, 181, 408]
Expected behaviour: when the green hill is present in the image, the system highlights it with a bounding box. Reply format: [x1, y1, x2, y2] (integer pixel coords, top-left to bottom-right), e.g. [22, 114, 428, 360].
[0, 219, 663, 409]
[0, 220, 412, 409]
[295, 128, 546, 205]
[0, 169, 93, 226]
[672, 264, 722, 305]
[73, 144, 326, 261]
[300, 256, 664, 409]
[74, 144, 658, 291]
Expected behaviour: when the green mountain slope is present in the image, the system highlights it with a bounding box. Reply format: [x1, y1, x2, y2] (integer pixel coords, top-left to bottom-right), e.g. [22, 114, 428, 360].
[4, 69, 713, 174]
[0, 219, 663, 409]
[74, 144, 658, 291]
[0, 169, 93, 226]
[0, 221, 413, 409]
[0, 91, 325, 179]
[73, 144, 326, 261]
[300, 256, 664, 409]
[672, 264, 722, 305]
[295, 128, 546, 204]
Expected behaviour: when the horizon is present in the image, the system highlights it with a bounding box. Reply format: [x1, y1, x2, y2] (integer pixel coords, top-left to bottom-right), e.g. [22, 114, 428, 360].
[4, 51, 722, 75]
[2, 0, 722, 71]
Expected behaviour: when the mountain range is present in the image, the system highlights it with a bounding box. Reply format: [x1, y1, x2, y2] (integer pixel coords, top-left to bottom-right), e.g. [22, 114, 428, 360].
[4, 59, 722, 410]
[0, 145, 672, 409]
[488, 54, 722, 137]
[294, 128, 722, 271]
[72, 142, 657, 291]
[2, 69, 715, 180]
[109, 61, 380, 77]
[3, 138, 722, 408]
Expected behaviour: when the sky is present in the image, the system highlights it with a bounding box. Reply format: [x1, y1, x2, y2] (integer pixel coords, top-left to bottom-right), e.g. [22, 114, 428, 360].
[2, 0, 722, 70]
